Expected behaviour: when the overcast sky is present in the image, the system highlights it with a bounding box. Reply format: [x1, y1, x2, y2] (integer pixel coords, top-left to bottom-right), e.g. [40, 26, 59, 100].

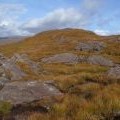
[0, 0, 120, 37]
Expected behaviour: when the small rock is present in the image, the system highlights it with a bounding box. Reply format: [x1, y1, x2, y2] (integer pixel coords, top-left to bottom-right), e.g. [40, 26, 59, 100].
[107, 66, 120, 79]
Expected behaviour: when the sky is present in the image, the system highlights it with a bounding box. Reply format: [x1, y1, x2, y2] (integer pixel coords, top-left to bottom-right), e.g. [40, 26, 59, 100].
[0, 0, 120, 37]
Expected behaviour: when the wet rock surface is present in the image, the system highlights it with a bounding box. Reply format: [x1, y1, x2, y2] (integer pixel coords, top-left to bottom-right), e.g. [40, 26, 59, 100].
[41, 53, 79, 64]
[75, 41, 105, 51]
[0, 80, 62, 105]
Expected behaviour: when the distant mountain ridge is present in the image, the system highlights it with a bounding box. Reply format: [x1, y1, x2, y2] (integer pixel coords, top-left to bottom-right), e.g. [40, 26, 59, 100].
[0, 36, 28, 45]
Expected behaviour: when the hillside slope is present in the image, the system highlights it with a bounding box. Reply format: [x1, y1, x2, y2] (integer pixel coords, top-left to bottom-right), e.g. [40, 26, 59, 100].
[0, 28, 120, 120]
[0, 28, 120, 62]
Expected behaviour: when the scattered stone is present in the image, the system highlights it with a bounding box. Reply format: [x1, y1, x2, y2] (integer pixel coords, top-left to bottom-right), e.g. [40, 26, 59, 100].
[0, 80, 62, 105]
[75, 41, 105, 51]
[41, 53, 79, 64]
[87, 55, 114, 66]
[107, 66, 120, 79]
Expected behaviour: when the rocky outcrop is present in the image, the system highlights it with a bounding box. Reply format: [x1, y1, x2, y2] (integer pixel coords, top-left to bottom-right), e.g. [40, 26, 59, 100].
[2, 61, 26, 80]
[107, 66, 120, 78]
[0, 53, 26, 81]
[41, 53, 79, 64]
[41, 53, 114, 67]
[87, 55, 114, 66]
[0, 80, 62, 105]
[10, 54, 41, 74]
[0, 53, 43, 82]
[0, 53, 62, 108]
[75, 41, 105, 51]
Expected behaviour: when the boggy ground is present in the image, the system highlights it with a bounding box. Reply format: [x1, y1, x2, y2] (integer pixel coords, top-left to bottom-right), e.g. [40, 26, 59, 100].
[0, 29, 120, 120]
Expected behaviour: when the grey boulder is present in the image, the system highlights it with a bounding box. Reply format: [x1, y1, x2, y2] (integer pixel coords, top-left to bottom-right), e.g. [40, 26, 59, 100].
[87, 55, 114, 66]
[41, 53, 79, 64]
[75, 41, 105, 51]
[10, 54, 42, 74]
[0, 80, 62, 105]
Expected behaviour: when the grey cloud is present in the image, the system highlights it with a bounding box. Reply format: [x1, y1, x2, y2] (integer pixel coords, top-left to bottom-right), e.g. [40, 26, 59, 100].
[22, 8, 90, 34]
[0, 1, 118, 37]
[22, 0, 104, 35]
[0, 3, 27, 37]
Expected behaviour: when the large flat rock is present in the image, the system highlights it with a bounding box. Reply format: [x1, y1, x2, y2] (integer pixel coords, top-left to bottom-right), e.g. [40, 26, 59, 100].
[0, 80, 62, 105]
[87, 55, 114, 66]
[41, 53, 79, 64]
[75, 41, 105, 51]
[41, 53, 114, 67]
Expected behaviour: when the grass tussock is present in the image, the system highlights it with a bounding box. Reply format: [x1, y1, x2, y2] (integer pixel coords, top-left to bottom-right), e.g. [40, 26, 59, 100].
[0, 29, 120, 119]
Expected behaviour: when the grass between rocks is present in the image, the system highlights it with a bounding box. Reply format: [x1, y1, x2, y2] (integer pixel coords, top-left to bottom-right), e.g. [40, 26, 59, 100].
[3, 62, 119, 120]
[0, 101, 12, 117]
[0, 29, 120, 120]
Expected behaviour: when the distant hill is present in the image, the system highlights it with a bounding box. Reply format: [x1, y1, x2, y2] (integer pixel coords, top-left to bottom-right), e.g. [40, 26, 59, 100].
[0, 28, 120, 60]
[0, 36, 28, 45]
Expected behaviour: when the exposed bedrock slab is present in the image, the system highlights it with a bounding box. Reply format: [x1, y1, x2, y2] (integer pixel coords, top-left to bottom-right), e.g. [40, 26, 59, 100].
[75, 41, 106, 51]
[0, 80, 62, 105]
[41, 53, 114, 67]
[0, 53, 26, 81]
[41, 53, 79, 64]
[2, 61, 26, 80]
[87, 55, 114, 66]
[0, 53, 42, 81]
[10, 54, 41, 74]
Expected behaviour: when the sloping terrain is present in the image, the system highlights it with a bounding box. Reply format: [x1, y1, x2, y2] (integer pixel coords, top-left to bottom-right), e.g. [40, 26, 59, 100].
[0, 36, 27, 45]
[0, 28, 120, 120]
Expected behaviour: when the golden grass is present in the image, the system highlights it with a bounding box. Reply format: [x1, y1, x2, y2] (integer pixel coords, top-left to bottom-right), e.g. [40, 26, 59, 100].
[0, 29, 120, 119]
[27, 84, 120, 120]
